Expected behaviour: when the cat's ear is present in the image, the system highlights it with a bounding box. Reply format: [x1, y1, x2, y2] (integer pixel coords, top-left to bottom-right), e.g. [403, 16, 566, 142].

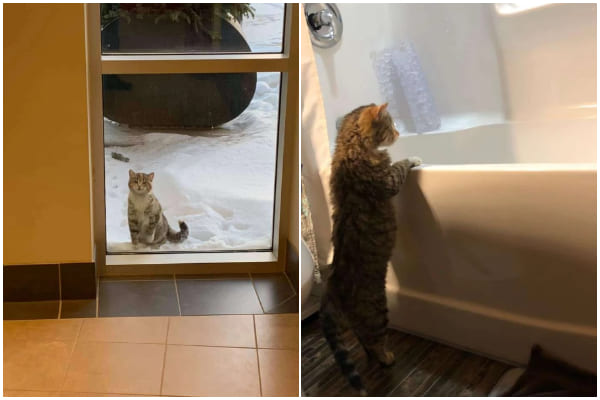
[147, 172, 155, 181]
[375, 103, 388, 120]
[129, 169, 135, 178]
[367, 103, 388, 121]
[367, 105, 379, 120]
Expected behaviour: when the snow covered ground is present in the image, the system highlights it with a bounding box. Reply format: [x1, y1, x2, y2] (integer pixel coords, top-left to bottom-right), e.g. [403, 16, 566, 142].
[104, 4, 283, 253]
[242, 3, 285, 53]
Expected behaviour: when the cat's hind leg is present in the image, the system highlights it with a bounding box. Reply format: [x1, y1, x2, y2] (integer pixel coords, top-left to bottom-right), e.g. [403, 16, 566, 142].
[352, 293, 395, 367]
[150, 236, 167, 249]
[321, 294, 368, 396]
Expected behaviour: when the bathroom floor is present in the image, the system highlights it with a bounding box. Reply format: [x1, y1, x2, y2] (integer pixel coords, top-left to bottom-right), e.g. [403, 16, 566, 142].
[301, 314, 511, 397]
[4, 313, 298, 396]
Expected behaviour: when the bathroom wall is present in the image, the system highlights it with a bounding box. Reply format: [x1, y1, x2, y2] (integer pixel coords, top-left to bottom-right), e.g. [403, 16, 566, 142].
[313, 3, 596, 153]
[313, 4, 393, 150]
[4, 4, 94, 265]
[313, 3, 506, 148]
[386, 4, 505, 129]
[491, 3, 597, 121]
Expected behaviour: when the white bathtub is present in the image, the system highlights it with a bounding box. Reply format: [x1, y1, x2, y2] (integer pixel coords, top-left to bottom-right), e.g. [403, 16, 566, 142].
[306, 0, 597, 375]
[390, 118, 596, 165]
[386, 158, 596, 372]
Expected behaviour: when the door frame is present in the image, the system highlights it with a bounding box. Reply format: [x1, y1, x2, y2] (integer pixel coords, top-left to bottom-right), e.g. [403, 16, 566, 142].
[84, 4, 299, 276]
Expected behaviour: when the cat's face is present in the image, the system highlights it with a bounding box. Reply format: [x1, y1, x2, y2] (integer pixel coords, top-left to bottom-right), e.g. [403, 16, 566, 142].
[340, 103, 399, 148]
[128, 170, 154, 194]
[360, 103, 399, 147]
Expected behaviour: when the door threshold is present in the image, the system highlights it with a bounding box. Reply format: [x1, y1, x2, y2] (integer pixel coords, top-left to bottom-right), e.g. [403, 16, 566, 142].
[105, 251, 277, 266]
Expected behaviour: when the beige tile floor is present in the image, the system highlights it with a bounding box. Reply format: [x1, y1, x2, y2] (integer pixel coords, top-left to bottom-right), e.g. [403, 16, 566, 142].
[3, 314, 299, 397]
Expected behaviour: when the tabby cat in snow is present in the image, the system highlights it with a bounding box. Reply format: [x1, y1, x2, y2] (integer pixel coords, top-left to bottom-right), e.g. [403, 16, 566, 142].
[321, 103, 421, 395]
[127, 170, 189, 248]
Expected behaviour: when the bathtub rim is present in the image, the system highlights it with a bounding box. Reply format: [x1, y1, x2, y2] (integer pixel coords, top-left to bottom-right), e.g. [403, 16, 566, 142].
[410, 163, 597, 172]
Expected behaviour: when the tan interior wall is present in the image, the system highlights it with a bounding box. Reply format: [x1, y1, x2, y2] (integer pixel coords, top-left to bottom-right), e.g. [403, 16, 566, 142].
[287, 5, 299, 255]
[287, 98, 299, 254]
[4, 4, 93, 265]
[278, 4, 299, 262]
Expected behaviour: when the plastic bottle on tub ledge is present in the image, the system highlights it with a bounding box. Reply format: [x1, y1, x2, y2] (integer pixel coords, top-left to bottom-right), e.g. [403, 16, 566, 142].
[372, 41, 441, 134]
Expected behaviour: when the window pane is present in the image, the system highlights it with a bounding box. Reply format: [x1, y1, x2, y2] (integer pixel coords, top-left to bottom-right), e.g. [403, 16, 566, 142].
[103, 72, 281, 253]
[100, 3, 284, 54]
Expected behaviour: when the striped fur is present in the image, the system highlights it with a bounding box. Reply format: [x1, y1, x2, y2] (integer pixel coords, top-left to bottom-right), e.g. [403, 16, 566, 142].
[127, 170, 188, 248]
[322, 104, 421, 395]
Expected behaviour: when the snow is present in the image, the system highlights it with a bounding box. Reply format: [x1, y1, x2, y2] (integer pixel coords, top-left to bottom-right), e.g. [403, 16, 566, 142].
[104, 4, 283, 253]
[242, 3, 285, 53]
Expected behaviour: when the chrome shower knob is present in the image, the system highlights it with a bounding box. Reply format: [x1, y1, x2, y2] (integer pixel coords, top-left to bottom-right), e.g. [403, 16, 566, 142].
[304, 4, 343, 48]
[308, 9, 333, 30]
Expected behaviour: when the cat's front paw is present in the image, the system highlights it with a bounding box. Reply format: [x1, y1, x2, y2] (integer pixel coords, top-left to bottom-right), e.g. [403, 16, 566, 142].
[408, 156, 422, 168]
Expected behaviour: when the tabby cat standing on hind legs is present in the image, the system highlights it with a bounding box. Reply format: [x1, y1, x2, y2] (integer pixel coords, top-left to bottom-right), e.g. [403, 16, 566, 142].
[127, 169, 189, 249]
[321, 103, 422, 395]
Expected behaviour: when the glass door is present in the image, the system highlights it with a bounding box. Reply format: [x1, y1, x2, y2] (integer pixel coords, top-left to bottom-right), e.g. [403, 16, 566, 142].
[86, 3, 298, 274]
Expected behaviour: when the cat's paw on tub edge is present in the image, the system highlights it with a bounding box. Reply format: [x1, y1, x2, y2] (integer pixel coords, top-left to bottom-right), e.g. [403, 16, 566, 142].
[408, 156, 423, 168]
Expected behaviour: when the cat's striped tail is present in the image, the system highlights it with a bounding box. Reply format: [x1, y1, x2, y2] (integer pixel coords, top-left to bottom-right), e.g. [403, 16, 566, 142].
[320, 297, 367, 396]
[167, 221, 189, 243]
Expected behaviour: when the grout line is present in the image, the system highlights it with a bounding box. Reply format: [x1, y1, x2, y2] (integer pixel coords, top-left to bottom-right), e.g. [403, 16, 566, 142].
[249, 273, 266, 314]
[253, 314, 263, 397]
[68, 338, 259, 350]
[169, 276, 250, 281]
[95, 278, 100, 318]
[57, 264, 63, 319]
[101, 276, 250, 282]
[60, 319, 84, 393]
[159, 317, 170, 396]
[282, 271, 297, 296]
[266, 293, 296, 312]
[58, 391, 154, 396]
[3, 339, 280, 352]
[253, 314, 259, 349]
[3, 391, 61, 396]
[254, 272, 299, 313]
[169, 342, 261, 350]
[173, 274, 182, 316]
[76, 339, 170, 345]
